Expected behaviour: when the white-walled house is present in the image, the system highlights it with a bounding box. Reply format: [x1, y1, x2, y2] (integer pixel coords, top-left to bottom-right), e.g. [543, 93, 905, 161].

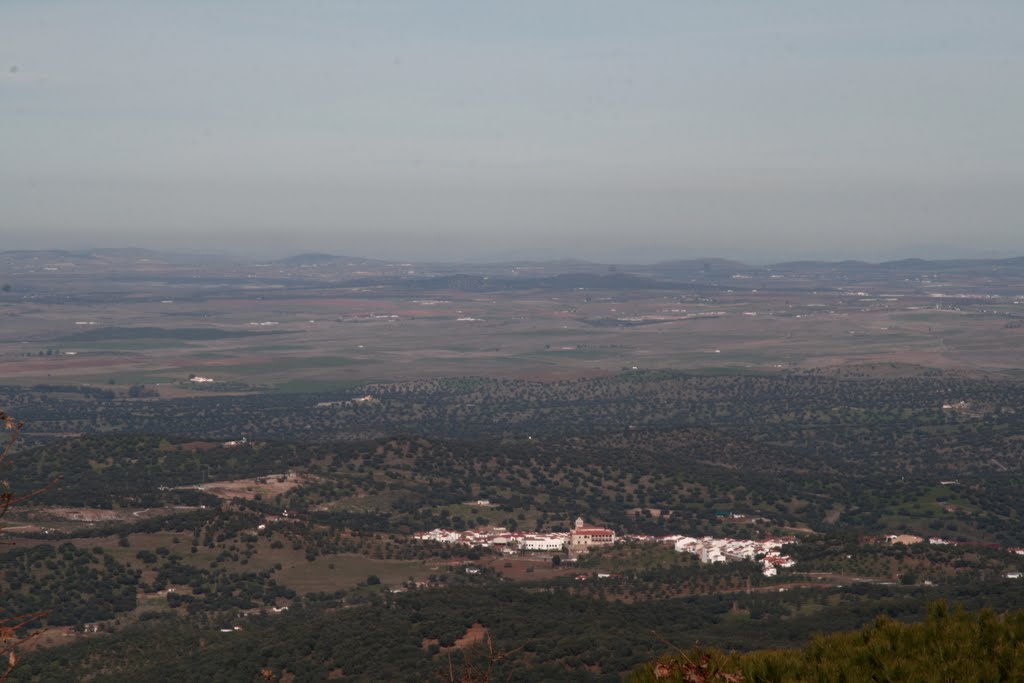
[520, 534, 568, 551]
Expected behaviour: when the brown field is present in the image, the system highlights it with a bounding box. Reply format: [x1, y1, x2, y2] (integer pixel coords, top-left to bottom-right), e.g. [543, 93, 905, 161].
[480, 554, 578, 581]
[452, 623, 489, 650]
[272, 552, 430, 592]
[2, 281, 1022, 390]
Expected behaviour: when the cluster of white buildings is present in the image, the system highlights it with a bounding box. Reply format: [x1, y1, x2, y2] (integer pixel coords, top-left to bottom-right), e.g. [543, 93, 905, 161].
[414, 518, 617, 553]
[615, 533, 796, 577]
[670, 535, 788, 563]
[414, 519, 795, 576]
[665, 535, 796, 576]
[413, 527, 568, 553]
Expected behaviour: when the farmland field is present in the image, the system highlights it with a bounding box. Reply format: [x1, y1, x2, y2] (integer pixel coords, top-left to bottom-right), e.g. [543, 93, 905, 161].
[5, 250, 1024, 681]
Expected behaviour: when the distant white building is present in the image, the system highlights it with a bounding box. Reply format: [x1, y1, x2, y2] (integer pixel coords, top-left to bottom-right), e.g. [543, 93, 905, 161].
[762, 552, 796, 577]
[569, 517, 616, 549]
[521, 534, 568, 551]
[414, 529, 463, 544]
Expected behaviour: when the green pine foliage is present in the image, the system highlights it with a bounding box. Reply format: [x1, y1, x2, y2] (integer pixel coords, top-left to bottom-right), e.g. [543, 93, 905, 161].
[633, 602, 1024, 682]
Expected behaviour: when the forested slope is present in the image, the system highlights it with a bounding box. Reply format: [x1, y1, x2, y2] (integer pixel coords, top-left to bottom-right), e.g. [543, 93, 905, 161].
[632, 602, 1024, 682]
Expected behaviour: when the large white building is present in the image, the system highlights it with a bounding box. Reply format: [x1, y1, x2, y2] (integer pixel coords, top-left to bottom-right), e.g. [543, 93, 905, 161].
[520, 534, 568, 551]
[569, 517, 616, 549]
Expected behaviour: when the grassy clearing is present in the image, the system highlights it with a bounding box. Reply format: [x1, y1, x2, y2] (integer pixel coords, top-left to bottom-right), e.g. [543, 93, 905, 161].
[62, 531, 433, 594]
[273, 553, 429, 592]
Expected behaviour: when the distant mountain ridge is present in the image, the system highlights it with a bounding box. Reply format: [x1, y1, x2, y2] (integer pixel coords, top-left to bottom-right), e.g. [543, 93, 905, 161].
[0, 248, 232, 266]
[3, 247, 1024, 276]
[360, 271, 666, 293]
[272, 253, 388, 267]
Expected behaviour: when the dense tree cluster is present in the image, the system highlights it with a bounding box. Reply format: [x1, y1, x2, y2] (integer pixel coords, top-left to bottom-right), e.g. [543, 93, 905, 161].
[5, 371, 1024, 447]
[16, 580, 1024, 682]
[0, 544, 137, 626]
[633, 602, 1024, 682]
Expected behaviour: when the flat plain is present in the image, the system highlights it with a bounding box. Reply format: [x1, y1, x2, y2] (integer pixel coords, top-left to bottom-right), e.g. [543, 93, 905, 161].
[2, 250, 1023, 391]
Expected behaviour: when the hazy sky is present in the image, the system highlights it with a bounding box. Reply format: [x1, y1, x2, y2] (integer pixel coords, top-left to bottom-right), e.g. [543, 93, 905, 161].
[3, 1, 1023, 262]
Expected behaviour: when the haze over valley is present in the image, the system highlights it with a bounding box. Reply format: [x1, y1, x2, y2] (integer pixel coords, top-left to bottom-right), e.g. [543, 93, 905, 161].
[4, 1, 1024, 680]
